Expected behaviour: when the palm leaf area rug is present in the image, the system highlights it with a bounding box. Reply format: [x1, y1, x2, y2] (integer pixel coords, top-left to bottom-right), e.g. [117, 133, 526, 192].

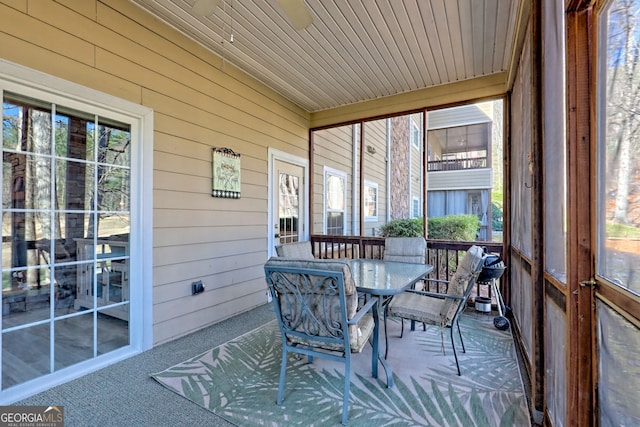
[151, 312, 531, 427]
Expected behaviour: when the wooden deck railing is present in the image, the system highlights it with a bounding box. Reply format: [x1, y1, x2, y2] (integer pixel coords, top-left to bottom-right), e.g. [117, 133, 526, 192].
[310, 234, 505, 299]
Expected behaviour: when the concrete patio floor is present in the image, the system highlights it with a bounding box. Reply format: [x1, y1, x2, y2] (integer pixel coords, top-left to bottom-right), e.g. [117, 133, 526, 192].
[14, 303, 532, 426]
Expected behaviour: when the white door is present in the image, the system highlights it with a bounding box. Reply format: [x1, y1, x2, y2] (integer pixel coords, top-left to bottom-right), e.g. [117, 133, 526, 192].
[268, 150, 308, 256]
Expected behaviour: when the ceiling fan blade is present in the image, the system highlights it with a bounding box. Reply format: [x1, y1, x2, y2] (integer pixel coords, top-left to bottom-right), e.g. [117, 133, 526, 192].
[276, 0, 313, 30]
[192, 0, 222, 16]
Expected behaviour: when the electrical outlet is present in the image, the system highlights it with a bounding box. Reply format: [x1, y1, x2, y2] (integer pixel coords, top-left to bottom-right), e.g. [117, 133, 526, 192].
[191, 280, 205, 295]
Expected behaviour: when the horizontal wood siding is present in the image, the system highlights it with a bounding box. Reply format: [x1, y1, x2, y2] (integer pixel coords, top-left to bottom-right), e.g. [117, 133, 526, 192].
[428, 168, 493, 190]
[363, 119, 387, 235]
[410, 113, 423, 215]
[0, 0, 310, 345]
[427, 102, 493, 129]
[312, 125, 354, 234]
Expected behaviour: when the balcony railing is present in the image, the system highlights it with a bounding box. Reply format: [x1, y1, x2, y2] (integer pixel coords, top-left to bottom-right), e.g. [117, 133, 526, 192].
[310, 234, 504, 300]
[427, 156, 487, 171]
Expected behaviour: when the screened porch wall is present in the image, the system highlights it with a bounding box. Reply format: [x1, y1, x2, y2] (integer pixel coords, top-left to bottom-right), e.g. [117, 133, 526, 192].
[362, 119, 388, 236]
[541, 0, 568, 423]
[312, 124, 355, 236]
[312, 114, 426, 239]
[508, 15, 536, 413]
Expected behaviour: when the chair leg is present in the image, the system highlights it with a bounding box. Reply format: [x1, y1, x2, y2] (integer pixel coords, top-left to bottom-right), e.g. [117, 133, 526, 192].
[277, 347, 288, 405]
[384, 308, 389, 359]
[456, 318, 466, 353]
[342, 355, 351, 425]
[450, 327, 461, 376]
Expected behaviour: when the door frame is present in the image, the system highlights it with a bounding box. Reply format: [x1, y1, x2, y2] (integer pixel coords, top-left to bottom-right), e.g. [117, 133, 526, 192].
[267, 148, 309, 257]
[585, 1, 640, 426]
[565, 5, 595, 424]
[0, 59, 154, 403]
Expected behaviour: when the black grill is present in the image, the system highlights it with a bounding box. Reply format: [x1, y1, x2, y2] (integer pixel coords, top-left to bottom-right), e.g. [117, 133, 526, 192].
[477, 254, 506, 283]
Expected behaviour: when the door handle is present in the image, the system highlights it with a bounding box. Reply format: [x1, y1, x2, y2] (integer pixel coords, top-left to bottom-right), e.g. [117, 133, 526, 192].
[580, 279, 597, 288]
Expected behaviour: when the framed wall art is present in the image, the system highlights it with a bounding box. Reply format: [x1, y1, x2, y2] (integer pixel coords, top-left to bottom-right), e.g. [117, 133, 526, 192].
[212, 147, 241, 198]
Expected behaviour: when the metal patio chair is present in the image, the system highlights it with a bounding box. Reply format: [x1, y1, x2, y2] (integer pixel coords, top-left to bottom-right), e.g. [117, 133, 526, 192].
[264, 257, 378, 425]
[385, 245, 484, 375]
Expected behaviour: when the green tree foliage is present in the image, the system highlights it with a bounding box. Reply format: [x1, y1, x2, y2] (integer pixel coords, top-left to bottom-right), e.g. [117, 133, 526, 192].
[492, 202, 503, 231]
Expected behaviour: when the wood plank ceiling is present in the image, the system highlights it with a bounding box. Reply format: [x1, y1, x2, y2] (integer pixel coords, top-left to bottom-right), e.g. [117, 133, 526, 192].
[130, 0, 523, 113]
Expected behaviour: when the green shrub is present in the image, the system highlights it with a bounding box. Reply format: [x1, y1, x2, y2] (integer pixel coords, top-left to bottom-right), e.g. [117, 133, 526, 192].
[378, 217, 423, 237]
[379, 214, 480, 241]
[428, 214, 480, 240]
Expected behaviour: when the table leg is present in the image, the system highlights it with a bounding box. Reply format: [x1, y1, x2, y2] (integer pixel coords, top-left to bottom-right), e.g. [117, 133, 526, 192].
[371, 300, 378, 379]
[371, 297, 393, 388]
[377, 350, 393, 388]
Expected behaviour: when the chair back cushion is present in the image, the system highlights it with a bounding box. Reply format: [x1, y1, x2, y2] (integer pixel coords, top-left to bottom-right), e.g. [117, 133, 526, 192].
[275, 241, 314, 259]
[383, 237, 426, 263]
[439, 245, 484, 326]
[264, 257, 360, 351]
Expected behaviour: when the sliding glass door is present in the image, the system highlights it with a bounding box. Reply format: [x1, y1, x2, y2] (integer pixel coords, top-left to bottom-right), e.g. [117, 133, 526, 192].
[1, 91, 131, 391]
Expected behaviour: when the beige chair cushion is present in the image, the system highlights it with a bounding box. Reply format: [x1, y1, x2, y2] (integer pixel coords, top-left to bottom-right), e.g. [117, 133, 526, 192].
[439, 245, 484, 325]
[388, 245, 484, 327]
[383, 237, 427, 263]
[387, 292, 443, 324]
[347, 313, 375, 353]
[275, 241, 314, 259]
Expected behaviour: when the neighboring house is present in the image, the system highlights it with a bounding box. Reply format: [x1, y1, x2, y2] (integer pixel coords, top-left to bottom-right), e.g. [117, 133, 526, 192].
[426, 102, 497, 241]
[312, 104, 498, 241]
[312, 118, 411, 237]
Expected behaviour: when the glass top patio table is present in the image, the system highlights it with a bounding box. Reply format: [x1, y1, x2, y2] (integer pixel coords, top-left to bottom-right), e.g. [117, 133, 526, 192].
[350, 259, 434, 295]
[349, 258, 433, 387]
